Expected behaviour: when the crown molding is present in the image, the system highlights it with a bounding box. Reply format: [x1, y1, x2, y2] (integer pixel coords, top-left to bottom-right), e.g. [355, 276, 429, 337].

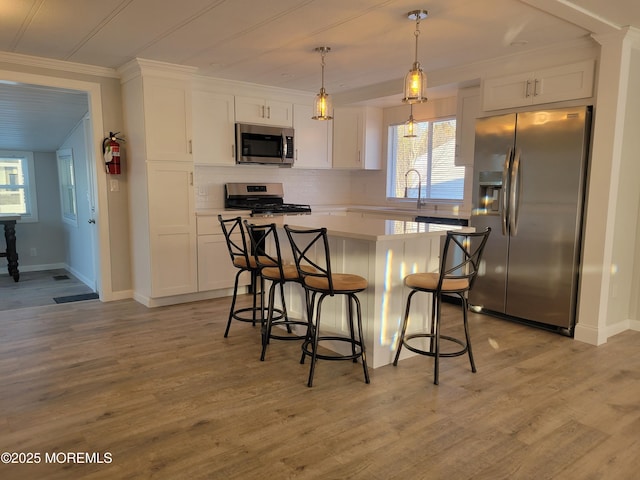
[117, 58, 198, 83]
[0, 51, 119, 78]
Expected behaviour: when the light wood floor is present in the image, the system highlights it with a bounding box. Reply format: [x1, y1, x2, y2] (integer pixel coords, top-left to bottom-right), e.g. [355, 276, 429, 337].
[0, 295, 638, 479]
[0, 269, 95, 311]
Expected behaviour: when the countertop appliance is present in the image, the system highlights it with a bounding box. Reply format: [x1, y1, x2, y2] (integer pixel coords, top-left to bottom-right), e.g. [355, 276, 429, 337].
[469, 106, 592, 335]
[235, 123, 294, 166]
[224, 182, 311, 216]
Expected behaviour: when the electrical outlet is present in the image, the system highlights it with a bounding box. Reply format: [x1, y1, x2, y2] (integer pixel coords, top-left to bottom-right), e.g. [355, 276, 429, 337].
[30, 247, 37, 256]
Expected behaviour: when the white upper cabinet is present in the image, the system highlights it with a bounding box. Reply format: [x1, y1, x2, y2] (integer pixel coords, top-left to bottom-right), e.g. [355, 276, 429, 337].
[482, 59, 595, 111]
[455, 86, 481, 166]
[332, 106, 382, 170]
[292, 103, 332, 169]
[192, 91, 236, 166]
[143, 76, 193, 162]
[235, 96, 293, 127]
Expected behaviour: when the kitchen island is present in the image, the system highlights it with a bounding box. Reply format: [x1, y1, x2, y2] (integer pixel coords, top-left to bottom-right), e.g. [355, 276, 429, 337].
[258, 213, 467, 368]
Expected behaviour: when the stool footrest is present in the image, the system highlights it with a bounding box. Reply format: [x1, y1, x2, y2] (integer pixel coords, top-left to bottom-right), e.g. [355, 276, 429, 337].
[232, 306, 284, 323]
[268, 319, 308, 340]
[302, 336, 365, 361]
[402, 332, 468, 358]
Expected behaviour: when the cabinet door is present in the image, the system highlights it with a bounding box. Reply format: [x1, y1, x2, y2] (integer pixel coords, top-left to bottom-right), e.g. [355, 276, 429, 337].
[292, 103, 331, 169]
[197, 234, 249, 291]
[455, 87, 481, 166]
[482, 72, 533, 111]
[144, 77, 192, 162]
[332, 106, 381, 170]
[360, 106, 382, 170]
[265, 99, 293, 127]
[235, 96, 293, 127]
[533, 59, 594, 105]
[147, 162, 197, 297]
[192, 91, 235, 166]
[332, 107, 361, 169]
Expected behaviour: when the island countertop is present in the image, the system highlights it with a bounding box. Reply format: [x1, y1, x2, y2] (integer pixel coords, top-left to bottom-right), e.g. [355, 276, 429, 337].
[207, 212, 468, 242]
[275, 213, 466, 241]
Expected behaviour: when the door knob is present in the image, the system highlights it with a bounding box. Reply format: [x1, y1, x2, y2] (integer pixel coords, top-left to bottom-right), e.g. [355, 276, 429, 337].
[88, 219, 96, 224]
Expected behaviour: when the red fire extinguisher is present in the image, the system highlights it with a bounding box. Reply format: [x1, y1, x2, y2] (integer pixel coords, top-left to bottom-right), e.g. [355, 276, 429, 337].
[103, 132, 123, 174]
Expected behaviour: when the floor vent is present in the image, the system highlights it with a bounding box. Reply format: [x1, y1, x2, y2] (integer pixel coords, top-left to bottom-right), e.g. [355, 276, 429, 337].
[53, 293, 99, 304]
[53, 275, 70, 281]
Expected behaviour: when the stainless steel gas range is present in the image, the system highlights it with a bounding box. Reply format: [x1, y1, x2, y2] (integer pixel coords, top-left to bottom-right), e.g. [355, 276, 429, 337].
[224, 182, 311, 217]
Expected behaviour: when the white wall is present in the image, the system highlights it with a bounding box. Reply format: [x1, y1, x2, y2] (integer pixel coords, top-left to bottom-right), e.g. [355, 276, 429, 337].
[14, 151, 66, 270]
[615, 46, 640, 327]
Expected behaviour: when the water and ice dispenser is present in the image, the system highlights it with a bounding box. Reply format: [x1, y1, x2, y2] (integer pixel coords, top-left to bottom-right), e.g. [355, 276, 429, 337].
[477, 171, 503, 214]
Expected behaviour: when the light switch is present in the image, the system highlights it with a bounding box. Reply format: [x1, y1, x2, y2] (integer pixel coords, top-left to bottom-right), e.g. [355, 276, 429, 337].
[109, 179, 120, 192]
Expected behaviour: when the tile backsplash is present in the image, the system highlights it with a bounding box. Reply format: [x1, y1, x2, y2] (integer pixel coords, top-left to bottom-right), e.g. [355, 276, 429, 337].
[194, 165, 355, 209]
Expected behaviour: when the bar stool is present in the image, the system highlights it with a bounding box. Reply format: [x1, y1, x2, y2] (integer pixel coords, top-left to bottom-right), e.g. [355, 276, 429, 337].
[218, 215, 277, 337]
[393, 227, 491, 385]
[284, 225, 370, 387]
[244, 220, 308, 361]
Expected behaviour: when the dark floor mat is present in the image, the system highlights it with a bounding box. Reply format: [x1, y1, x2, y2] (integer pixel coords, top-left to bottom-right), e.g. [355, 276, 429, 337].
[53, 293, 99, 304]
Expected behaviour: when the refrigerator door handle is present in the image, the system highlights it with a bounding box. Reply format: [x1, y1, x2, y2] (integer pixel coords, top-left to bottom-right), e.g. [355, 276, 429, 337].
[501, 148, 512, 236]
[510, 148, 522, 236]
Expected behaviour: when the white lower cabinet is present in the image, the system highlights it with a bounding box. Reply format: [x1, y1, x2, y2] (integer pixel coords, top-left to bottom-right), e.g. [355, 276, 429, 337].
[196, 216, 249, 292]
[147, 162, 198, 297]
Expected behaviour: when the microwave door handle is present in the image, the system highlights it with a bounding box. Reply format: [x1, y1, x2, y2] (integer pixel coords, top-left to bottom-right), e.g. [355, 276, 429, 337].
[282, 134, 287, 162]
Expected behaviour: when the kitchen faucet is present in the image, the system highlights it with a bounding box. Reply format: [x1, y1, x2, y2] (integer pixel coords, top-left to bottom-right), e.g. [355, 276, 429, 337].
[405, 168, 424, 209]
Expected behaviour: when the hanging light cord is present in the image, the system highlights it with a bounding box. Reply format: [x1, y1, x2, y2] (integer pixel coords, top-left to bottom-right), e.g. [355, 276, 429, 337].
[413, 16, 421, 66]
[320, 49, 327, 91]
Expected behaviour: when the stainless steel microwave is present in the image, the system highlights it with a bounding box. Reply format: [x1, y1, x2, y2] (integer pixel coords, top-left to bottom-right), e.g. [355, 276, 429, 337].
[235, 123, 294, 166]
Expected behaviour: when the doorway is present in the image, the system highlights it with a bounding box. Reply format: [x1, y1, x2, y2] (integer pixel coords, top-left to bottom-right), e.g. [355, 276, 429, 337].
[0, 69, 111, 309]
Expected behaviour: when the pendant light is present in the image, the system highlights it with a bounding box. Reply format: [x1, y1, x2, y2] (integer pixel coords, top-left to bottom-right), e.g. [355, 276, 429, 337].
[312, 46, 333, 120]
[402, 9, 428, 104]
[404, 104, 416, 138]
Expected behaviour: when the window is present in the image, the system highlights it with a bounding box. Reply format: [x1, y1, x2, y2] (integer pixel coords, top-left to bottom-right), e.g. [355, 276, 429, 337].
[56, 149, 78, 226]
[0, 151, 38, 222]
[387, 117, 464, 202]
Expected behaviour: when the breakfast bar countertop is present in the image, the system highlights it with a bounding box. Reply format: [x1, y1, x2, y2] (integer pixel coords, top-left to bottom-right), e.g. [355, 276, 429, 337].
[201, 210, 467, 241]
[267, 213, 467, 242]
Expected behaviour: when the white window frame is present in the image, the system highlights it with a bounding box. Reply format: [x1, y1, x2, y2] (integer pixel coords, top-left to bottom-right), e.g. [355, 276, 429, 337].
[56, 148, 78, 226]
[0, 150, 38, 223]
[386, 116, 463, 204]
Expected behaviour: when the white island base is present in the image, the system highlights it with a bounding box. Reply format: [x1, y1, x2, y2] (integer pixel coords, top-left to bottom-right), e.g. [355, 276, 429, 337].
[265, 213, 466, 369]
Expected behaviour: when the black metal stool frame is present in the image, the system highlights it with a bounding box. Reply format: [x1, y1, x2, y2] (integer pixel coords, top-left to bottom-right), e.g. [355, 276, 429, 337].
[218, 215, 280, 338]
[393, 228, 491, 385]
[244, 221, 308, 361]
[285, 225, 370, 387]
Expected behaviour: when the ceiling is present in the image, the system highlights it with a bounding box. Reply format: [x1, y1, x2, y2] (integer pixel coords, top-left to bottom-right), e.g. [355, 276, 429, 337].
[0, 0, 638, 152]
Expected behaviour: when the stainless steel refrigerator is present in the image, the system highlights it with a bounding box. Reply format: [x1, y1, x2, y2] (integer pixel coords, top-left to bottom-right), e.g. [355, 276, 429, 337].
[469, 106, 592, 334]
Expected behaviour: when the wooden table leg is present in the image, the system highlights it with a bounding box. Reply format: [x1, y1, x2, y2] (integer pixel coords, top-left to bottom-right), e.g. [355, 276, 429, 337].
[3, 220, 19, 282]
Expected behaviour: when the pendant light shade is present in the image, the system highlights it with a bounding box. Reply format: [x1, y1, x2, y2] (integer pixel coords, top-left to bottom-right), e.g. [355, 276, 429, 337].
[402, 10, 428, 104]
[312, 46, 333, 120]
